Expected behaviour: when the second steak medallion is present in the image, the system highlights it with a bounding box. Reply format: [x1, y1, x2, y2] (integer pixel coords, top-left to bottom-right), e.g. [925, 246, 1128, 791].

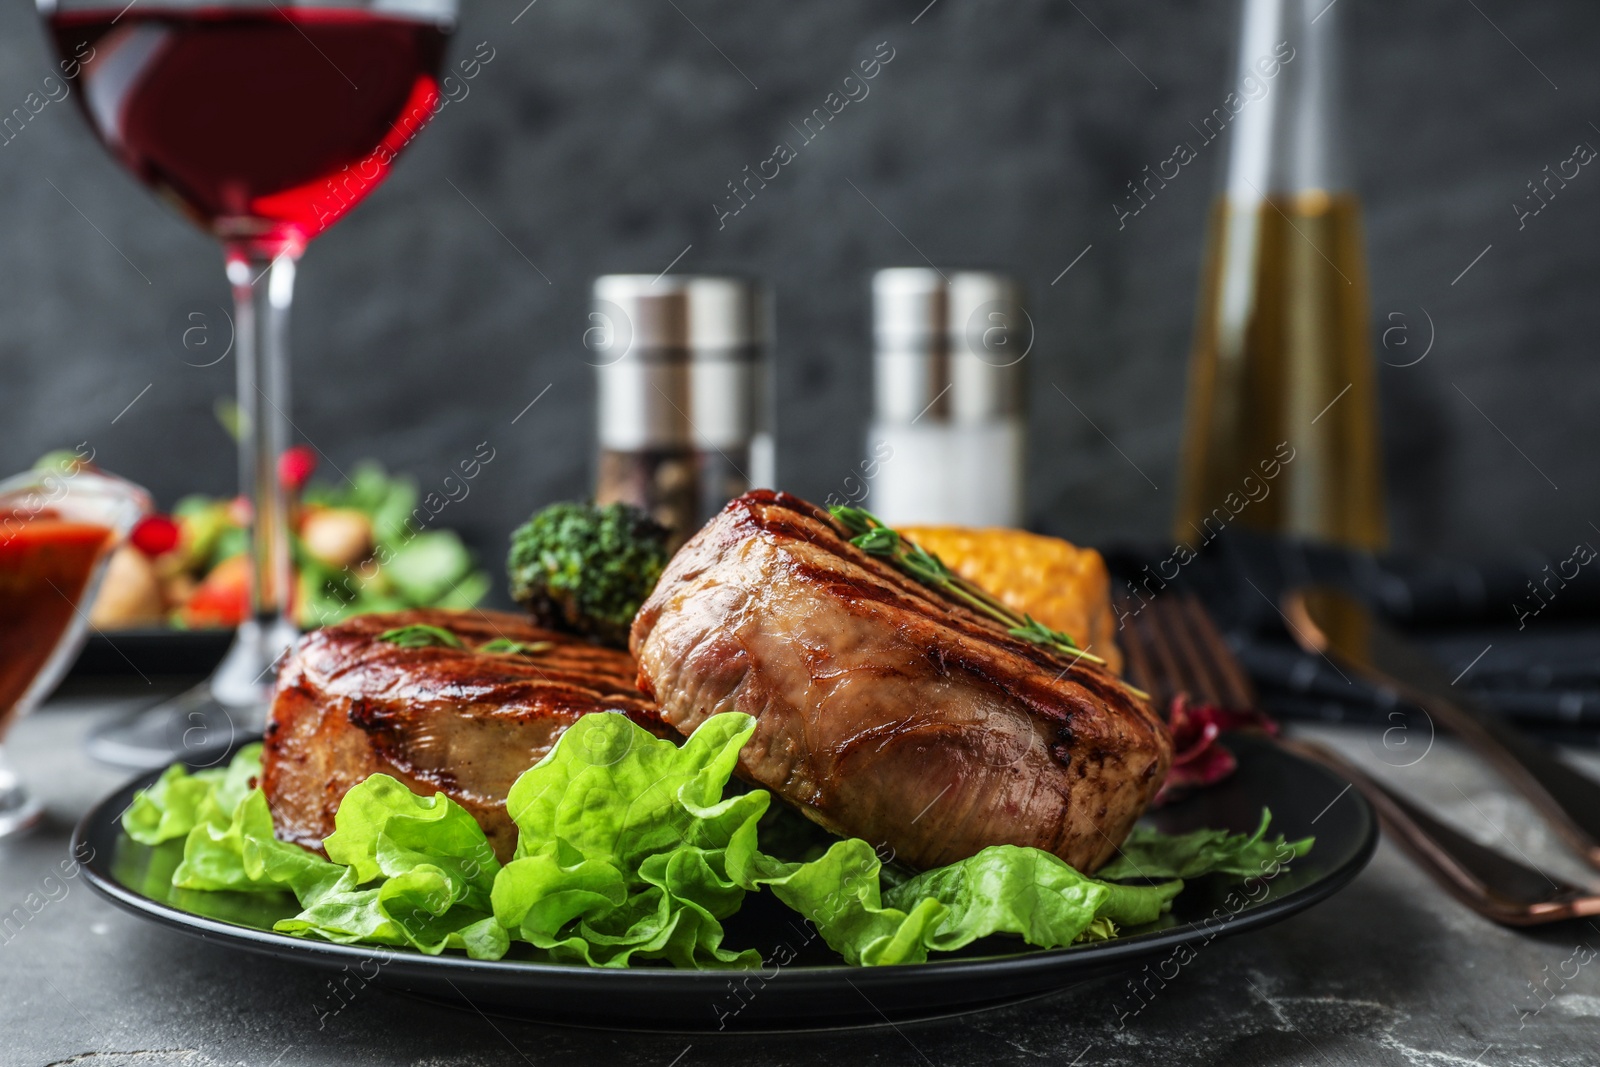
[262, 608, 660, 862]
[630, 491, 1172, 873]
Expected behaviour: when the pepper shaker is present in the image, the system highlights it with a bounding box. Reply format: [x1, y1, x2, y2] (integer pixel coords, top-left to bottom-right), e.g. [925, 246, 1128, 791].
[591, 274, 771, 540]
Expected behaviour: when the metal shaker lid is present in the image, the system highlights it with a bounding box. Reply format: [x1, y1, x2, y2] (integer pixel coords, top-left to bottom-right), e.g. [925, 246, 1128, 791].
[949, 271, 1026, 422]
[681, 276, 768, 351]
[591, 275, 688, 356]
[592, 274, 766, 357]
[872, 268, 948, 350]
[949, 272, 1026, 362]
[871, 269, 1025, 424]
[593, 274, 767, 450]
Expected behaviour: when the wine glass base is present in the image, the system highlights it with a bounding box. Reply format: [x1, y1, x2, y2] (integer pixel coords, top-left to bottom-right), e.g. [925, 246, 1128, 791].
[83, 619, 292, 771]
[84, 681, 254, 771]
[212, 616, 299, 709]
[0, 751, 45, 840]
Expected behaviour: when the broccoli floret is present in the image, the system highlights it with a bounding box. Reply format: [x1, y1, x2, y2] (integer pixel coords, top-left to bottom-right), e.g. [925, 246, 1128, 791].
[507, 501, 673, 647]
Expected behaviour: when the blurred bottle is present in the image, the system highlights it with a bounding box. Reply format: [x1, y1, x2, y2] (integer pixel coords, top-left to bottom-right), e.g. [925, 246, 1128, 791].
[866, 269, 1026, 527]
[590, 275, 771, 540]
[1174, 0, 1386, 550]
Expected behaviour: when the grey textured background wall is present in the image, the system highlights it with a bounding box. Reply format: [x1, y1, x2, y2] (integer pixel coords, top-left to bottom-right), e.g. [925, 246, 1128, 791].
[2, 0, 1597, 596]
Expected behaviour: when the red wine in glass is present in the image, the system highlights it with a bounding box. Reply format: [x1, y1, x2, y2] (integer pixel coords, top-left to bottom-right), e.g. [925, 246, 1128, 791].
[50, 7, 449, 259]
[42, 0, 457, 765]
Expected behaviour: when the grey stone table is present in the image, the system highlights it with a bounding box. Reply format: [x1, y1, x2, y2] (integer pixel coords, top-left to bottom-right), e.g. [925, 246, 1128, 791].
[3, 685, 1598, 1067]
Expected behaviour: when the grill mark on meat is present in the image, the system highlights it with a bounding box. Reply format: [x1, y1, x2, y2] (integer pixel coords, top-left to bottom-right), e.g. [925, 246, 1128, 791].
[1049, 722, 1077, 767]
[317, 649, 646, 704]
[346, 697, 383, 730]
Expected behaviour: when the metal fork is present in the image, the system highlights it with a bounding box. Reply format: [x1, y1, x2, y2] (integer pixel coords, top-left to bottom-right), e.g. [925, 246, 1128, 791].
[1116, 589, 1600, 926]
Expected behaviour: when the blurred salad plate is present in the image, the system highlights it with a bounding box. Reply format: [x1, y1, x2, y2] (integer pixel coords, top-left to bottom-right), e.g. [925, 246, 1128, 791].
[63, 449, 490, 680]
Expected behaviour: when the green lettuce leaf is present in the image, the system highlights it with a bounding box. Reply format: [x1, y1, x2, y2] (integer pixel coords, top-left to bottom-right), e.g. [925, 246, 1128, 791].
[115, 742, 336, 904]
[115, 744, 347, 907]
[121, 744, 263, 845]
[734, 838, 948, 966]
[275, 865, 510, 959]
[740, 837, 1181, 966]
[173, 789, 344, 905]
[273, 774, 509, 959]
[1094, 808, 1313, 882]
[890, 846, 1181, 952]
[491, 711, 768, 968]
[323, 773, 501, 898]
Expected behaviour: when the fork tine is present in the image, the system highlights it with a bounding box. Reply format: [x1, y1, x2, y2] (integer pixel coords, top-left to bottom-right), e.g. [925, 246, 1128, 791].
[1115, 593, 1173, 710]
[1135, 593, 1211, 707]
[1118, 588, 1258, 712]
[1129, 596, 1189, 708]
[1179, 592, 1257, 710]
[1149, 594, 1226, 708]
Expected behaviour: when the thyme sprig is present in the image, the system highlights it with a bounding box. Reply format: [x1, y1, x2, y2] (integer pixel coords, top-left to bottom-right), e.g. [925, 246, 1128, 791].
[829, 505, 1107, 668]
[479, 637, 555, 656]
[378, 624, 464, 649]
[377, 626, 552, 657]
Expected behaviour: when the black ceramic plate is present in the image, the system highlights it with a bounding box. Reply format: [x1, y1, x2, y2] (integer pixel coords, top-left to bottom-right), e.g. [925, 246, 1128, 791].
[76, 735, 1376, 1032]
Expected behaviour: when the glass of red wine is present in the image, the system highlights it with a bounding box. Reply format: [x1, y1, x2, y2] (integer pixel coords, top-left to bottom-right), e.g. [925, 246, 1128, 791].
[41, 0, 456, 765]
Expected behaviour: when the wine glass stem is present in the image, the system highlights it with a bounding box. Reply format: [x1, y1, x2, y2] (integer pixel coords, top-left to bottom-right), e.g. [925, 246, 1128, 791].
[218, 249, 300, 702]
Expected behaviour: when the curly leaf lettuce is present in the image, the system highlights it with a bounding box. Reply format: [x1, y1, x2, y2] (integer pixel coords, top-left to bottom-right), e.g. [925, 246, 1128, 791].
[322, 773, 501, 901]
[117, 745, 335, 909]
[889, 846, 1182, 955]
[121, 749, 510, 959]
[274, 773, 510, 959]
[491, 713, 1183, 967]
[491, 711, 768, 968]
[738, 836, 1181, 966]
[122, 743, 263, 846]
[172, 789, 344, 905]
[734, 839, 947, 966]
[1095, 808, 1313, 881]
[275, 864, 510, 959]
[120, 744, 344, 905]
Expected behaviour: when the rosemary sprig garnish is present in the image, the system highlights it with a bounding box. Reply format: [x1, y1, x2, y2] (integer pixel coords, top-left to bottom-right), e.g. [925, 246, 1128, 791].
[829, 505, 1108, 668]
[378, 624, 465, 649]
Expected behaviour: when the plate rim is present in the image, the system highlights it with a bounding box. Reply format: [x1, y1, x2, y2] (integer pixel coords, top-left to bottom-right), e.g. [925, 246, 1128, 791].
[74, 733, 1377, 994]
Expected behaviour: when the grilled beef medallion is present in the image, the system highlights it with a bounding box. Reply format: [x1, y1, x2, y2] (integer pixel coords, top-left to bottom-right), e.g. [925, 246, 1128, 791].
[630, 491, 1172, 873]
[262, 608, 659, 861]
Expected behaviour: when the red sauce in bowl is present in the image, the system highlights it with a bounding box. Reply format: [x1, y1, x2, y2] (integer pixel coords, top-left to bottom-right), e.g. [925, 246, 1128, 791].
[0, 512, 113, 730]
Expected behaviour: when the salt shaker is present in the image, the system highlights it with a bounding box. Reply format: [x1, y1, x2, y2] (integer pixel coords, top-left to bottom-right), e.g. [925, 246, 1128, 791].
[865, 268, 1026, 527]
[590, 274, 771, 540]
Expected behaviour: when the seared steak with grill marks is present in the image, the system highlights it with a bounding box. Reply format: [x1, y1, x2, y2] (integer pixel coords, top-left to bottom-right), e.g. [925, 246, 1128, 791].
[629, 491, 1171, 873]
[262, 608, 659, 861]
